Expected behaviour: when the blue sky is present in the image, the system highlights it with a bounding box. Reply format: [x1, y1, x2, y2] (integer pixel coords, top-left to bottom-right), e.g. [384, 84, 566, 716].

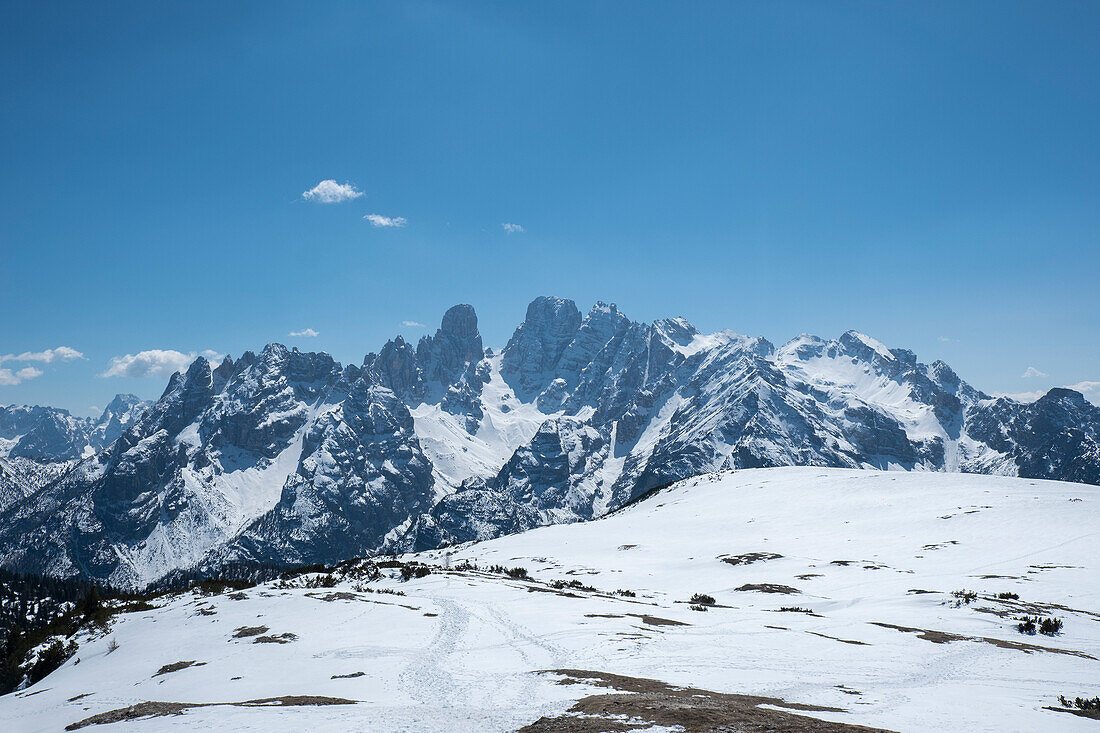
[2, 1, 1097, 415]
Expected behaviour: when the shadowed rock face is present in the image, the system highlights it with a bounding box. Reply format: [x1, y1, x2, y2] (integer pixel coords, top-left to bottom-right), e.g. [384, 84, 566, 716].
[419, 304, 484, 386]
[0, 297, 1096, 585]
[501, 296, 583, 402]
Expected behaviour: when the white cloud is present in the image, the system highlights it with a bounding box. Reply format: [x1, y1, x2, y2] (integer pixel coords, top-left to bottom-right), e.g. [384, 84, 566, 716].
[0, 367, 43, 386]
[501, 222, 525, 234]
[289, 328, 319, 338]
[1021, 366, 1047, 378]
[364, 213, 406, 228]
[937, 336, 958, 343]
[1066, 381, 1100, 403]
[0, 346, 84, 364]
[401, 320, 425, 328]
[302, 179, 364, 204]
[101, 349, 222, 379]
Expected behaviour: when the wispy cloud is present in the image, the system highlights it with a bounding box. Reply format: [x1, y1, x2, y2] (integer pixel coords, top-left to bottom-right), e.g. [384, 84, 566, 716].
[302, 179, 364, 204]
[0, 346, 84, 364]
[0, 367, 44, 386]
[996, 380, 1100, 406]
[289, 328, 319, 338]
[937, 336, 958, 343]
[995, 391, 1044, 402]
[401, 320, 425, 328]
[1021, 366, 1047, 379]
[364, 213, 406, 228]
[501, 222, 525, 234]
[101, 349, 222, 379]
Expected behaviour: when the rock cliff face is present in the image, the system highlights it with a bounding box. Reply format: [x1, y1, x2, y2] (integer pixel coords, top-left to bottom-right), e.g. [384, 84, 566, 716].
[1, 298, 1096, 585]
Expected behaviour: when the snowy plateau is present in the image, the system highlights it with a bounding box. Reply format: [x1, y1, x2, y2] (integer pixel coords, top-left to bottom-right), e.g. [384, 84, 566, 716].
[0, 469, 1097, 732]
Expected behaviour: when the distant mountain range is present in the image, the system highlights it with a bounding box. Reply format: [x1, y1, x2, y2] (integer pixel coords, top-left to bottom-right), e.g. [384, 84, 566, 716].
[1, 297, 1097, 587]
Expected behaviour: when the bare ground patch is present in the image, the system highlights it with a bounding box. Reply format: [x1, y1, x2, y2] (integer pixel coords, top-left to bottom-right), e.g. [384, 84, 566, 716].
[65, 696, 357, 730]
[231, 625, 268, 638]
[736, 583, 800, 595]
[872, 622, 1096, 659]
[807, 631, 869, 646]
[626, 613, 689, 627]
[1045, 706, 1100, 721]
[153, 661, 205, 677]
[518, 669, 894, 732]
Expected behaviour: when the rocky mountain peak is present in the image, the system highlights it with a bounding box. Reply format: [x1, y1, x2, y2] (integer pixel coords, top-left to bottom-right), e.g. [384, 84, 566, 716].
[502, 296, 585, 401]
[417, 304, 485, 388]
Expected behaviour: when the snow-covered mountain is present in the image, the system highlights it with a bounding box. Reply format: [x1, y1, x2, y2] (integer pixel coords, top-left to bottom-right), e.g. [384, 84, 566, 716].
[0, 298, 1097, 586]
[2, 469, 1096, 732]
[0, 394, 150, 462]
[0, 395, 151, 511]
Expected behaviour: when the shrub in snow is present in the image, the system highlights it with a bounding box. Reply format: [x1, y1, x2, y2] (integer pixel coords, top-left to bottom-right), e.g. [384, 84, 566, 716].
[400, 564, 431, 581]
[1040, 617, 1063, 635]
[1059, 695, 1100, 711]
[551, 579, 595, 592]
[690, 593, 716, 606]
[1017, 616, 1062, 635]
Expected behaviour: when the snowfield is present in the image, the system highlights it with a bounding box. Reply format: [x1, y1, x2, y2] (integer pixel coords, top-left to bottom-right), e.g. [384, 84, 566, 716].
[2, 467, 1097, 732]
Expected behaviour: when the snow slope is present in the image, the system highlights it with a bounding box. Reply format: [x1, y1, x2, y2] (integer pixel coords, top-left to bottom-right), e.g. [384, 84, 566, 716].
[3, 468, 1096, 732]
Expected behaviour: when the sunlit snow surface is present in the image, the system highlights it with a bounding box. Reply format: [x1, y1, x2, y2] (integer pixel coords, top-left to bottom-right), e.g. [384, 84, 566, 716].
[411, 356, 553, 496]
[3, 468, 1097, 732]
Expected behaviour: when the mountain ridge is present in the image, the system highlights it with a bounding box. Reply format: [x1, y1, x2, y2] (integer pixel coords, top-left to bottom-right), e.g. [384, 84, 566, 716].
[1, 297, 1097, 586]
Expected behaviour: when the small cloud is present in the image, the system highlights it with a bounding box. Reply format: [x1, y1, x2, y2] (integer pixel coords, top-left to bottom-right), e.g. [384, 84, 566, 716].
[89, 406, 101, 415]
[289, 328, 319, 338]
[401, 320, 425, 328]
[101, 349, 221, 379]
[364, 213, 406, 228]
[501, 222, 525, 234]
[302, 179, 364, 204]
[1021, 366, 1047, 379]
[0, 346, 85, 363]
[0, 367, 44, 386]
[937, 336, 958, 343]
